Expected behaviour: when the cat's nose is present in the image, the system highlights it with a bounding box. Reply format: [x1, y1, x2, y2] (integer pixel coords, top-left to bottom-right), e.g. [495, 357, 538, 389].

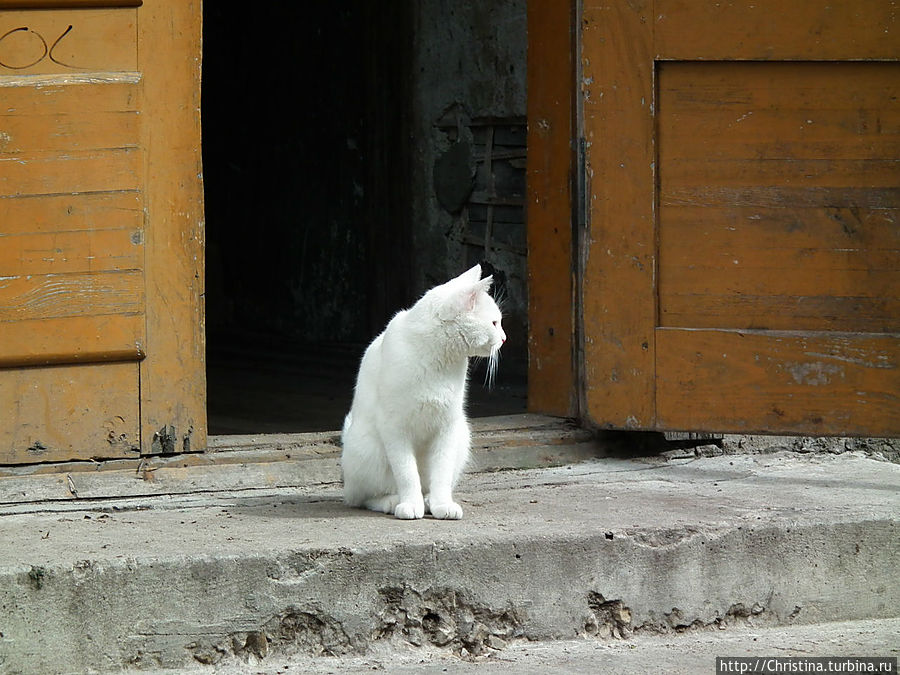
[501, 331, 507, 343]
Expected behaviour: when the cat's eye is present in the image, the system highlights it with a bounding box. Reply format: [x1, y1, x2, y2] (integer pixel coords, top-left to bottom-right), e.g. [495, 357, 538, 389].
[492, 321, 498, 326]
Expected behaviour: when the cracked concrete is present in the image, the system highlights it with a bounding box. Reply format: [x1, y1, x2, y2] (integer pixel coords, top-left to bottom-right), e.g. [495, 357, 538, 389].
[186, 618, 900, 674]
[0, 451, 897, 673]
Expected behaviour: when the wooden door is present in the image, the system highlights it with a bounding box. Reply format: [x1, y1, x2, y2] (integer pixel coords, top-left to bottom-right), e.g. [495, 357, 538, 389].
[580, 1, 899, 436]
[0, 1, 204, 464]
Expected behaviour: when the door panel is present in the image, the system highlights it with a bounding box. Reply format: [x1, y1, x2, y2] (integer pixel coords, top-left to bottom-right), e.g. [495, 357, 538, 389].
[0, 363, 139, 464]
[0, 2, 204, 463]
[0, 9, 144, 461]
[581, 2, 899, 436]
[658, 62, 900, 336]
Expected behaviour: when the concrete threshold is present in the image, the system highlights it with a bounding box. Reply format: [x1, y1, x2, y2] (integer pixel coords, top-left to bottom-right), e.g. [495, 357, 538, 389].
[0, 415, 595, 505]
[0, 423, 897, 673]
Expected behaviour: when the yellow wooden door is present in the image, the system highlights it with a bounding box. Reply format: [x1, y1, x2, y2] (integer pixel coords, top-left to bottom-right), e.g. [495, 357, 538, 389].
[580, 1, 899, 436]
[0, 1, 204, 463]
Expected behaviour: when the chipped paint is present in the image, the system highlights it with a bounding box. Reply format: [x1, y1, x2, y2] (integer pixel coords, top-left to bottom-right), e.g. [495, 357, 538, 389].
[784, 362, 844, 386]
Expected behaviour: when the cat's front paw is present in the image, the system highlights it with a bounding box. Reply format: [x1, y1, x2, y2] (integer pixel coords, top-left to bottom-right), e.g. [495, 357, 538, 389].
[394, 500, 425, 520]
[429, 501, 463, 520]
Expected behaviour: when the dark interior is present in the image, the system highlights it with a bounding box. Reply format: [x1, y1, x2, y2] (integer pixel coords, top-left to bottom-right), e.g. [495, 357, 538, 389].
[202, 4, 526, 435]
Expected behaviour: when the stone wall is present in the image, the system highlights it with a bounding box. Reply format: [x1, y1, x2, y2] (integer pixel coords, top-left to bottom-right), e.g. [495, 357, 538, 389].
[409, 0, 529, 363]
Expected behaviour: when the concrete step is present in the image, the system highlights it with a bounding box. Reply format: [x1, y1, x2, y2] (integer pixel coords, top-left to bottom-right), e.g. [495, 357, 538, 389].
[0, 443, 897, 673]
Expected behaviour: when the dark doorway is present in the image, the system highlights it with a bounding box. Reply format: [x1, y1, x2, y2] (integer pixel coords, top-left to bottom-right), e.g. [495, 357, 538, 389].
[202, 3, 527, 434]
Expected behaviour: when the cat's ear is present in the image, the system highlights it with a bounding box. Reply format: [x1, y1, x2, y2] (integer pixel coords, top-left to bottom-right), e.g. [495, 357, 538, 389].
[439, 275, 492, 319]
[455, 264, 482, 285]
[459, 275, 493, 313]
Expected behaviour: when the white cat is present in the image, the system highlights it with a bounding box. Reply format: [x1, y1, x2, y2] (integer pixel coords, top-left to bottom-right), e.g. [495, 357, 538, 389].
[341, 264, 506, 520]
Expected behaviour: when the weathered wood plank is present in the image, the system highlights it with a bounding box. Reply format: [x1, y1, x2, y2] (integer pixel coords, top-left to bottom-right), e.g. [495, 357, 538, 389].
[663, 187, 900, 210]
[658, 203, 900, 331]
[0, 72, 140, 113]
[0, 361, 140, 463]
[657, 61, 899, 110]
[660, 261, 896, 299]
[0, 9, 137, 75]
[660, 112, 900, 162]
[660, 295, 900, 334]
[0, 110, 139, 155]
[663, 245, 898, 277]
[0, 191, 142, 236]
[526, 0, 576, 417]
[0, 228, 141, 276]
[0, 148, 141, 196]
[581, 0, 657, 429]
[663, 159, 899, 190]
[658, 206, 900, 252]
[658, 63, 900, 170]
[0, 2, 141, 9]
[656, 328, 900, 437]
[0, 270, 143, 321]
[654, 0, 899, 60]
[0, 313, 143, 366]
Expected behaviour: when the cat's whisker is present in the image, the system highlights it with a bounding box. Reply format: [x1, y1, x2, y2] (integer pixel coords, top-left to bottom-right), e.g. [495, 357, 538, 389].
[483, 348, 501, 389]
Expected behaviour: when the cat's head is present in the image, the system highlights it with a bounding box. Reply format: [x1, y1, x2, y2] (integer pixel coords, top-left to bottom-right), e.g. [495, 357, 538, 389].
[426, 264, 506, 360]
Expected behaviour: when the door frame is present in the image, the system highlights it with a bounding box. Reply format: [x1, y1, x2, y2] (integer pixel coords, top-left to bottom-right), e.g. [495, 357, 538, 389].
[526, 0, 579, 419]
[138, 1, 206, 454]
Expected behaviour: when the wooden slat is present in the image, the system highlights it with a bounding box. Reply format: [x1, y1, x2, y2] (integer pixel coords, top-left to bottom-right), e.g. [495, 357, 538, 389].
[0, 110, 139, 155]
[657, 328, 900, 437]
[660, 262, 896, 299]
[0, 9, 137, 75]
[658, 206, 900, 253]
[0, 361, 140, 463]
[664, 159, 899, 190]
[660, 296, 900, 334]
[0, 148, 141, 197]
[526, 0, 576, 417]
[0, 72, 140, 113]
[0, 2, 141, 8]
[0, 228, 141, 276]
[663, 187, 900, 210]
[580, 0, 657, 429]
[0, 313, 143, 367]
[0, 270, 143, 321]
[654, 0, 899, 60]
[657, 62, 899, 110]
[664, 159, 898, 190]
[661, 113, 900, 161]
[0, 191, 142, 236]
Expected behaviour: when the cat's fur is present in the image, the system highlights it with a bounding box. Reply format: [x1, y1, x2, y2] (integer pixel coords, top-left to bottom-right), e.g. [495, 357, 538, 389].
[341, 264, 506, 520]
